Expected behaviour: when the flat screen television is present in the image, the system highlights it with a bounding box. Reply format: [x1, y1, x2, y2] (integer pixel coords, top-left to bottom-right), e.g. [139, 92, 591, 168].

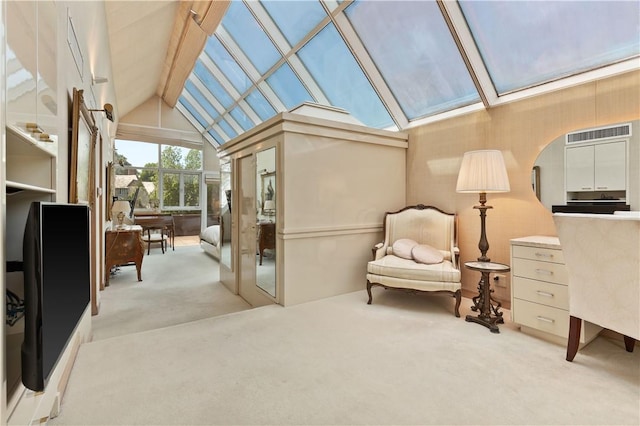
[21, 201, 91, 391]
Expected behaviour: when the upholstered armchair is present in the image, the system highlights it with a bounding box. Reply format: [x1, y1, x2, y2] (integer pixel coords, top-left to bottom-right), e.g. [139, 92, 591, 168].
[554, 213, 639, 361]
[366, 205, 462, 317]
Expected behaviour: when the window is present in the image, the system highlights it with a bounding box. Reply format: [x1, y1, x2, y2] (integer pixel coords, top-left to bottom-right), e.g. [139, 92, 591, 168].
[114, 140, 203, 211]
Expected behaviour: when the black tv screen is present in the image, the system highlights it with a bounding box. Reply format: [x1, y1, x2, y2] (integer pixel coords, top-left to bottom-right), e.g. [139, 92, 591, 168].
[21, 202, 91, 391]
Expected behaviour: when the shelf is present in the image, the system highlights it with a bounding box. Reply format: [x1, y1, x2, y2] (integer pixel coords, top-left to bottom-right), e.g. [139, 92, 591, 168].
[6, 181, 56, 196]
[6, 125, 57, 158]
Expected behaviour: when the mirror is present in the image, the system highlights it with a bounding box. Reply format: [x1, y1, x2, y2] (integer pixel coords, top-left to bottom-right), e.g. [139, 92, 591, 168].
[256, 147, 276, 298]
[220, 161, 232, 269]
[533, 119, 639, 213]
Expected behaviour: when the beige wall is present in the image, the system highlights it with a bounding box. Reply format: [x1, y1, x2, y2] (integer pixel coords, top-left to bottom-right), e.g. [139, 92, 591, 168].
[407, 70, 640, 304]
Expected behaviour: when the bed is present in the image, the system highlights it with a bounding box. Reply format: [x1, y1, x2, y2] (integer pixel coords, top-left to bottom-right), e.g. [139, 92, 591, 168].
[200, 224, 221, 260]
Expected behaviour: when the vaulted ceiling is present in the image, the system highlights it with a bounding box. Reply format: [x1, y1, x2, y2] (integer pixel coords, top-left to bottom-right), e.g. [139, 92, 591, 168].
[104, 0, 229, 119]
[105, 0, 640, 147]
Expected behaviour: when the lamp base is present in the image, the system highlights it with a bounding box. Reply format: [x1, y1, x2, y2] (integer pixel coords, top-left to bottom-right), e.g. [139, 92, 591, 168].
[473, 197, 493, 262]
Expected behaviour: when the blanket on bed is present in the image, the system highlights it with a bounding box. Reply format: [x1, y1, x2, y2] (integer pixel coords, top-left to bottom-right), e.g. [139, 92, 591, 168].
[200, 225, 220, 246]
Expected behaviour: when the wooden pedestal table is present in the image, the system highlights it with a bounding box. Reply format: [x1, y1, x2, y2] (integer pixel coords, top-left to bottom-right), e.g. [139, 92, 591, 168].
[464, 261, 510, 333]
[105, 225, 145, 285]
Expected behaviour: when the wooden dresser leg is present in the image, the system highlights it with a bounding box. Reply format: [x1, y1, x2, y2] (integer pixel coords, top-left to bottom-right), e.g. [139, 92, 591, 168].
[623, 335, 636, 352]
[566, 315, 582, 362]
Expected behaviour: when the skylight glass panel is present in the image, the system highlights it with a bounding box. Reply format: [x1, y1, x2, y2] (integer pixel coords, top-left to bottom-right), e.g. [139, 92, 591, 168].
[203, 36, 252, 93]
[460, 0, 640, 94]
[261, 0, 327, 47]
[208, 129, 224, 145]
[193, 60, 233, 109]
[230, 106, 254, 131]
[218, 118, 238, 139]
[178, 97, 208, 129]
[345, 1, 479, 119]
[184, 80, 218, 120]
[266, 63, 314, 110]
[297, 23, 393, 128]
[222, 0, 282, 74]
[246, 89, 276, 121]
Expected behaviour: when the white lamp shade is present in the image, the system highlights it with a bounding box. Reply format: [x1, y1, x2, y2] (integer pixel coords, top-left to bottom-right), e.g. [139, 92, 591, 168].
[456, 150, 510, 193]
[111, 200, 131, 218]
[263, 200, 276, 211]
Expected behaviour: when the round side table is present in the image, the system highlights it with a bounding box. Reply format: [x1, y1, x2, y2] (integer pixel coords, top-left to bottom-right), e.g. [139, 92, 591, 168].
[464, 261, 510, 333]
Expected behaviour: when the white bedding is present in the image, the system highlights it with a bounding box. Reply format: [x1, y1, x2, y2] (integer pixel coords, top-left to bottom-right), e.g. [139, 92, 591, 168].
[200, 225, 220, 245]
[200, 225, 221, 260]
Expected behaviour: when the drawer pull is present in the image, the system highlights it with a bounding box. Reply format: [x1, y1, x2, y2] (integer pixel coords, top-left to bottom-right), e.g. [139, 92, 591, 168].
[534, 269, 554, 276]
[534, 252, 554, 259]
[536, 290, 554, 298]
[536, 316, 555, 324]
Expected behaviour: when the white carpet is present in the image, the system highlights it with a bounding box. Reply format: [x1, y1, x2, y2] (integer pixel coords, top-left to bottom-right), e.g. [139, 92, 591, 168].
[52, 289, 640, 425]
[93, 245, 250, 341]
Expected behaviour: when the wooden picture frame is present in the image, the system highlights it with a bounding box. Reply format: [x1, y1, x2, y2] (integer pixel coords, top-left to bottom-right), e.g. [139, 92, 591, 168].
[69, 88, 97, 206]
[106, 161, 115, 220]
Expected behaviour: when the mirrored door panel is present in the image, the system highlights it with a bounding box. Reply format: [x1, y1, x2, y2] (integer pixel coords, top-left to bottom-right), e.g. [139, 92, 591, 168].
[220, 161, 232, 269]
[256, 148, 276, 298]
[238, 155, 273, 307]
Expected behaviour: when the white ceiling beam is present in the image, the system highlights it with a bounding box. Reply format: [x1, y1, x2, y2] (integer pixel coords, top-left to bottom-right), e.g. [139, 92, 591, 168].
[332, 11, 407, 130]
[438, 0, 498, 108]
[189, 75, 226, 116]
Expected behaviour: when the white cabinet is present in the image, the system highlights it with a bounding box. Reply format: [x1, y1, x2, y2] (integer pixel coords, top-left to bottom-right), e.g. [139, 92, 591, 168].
[594, 141, 626, 190]
[510, 236, 601, 345]
[4, 127, 57, 400]
[565, 145, 594, 191]
[5, 0, 58, 144]
[4, 49, 57, 402]
[565, 141, 626, 192]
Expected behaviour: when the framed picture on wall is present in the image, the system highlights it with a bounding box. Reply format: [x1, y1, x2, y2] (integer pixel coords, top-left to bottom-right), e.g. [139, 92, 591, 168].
[69, 88, 97, 206]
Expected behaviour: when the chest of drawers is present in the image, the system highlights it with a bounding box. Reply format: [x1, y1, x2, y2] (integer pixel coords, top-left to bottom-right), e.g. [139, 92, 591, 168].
[510, 236, 601, 345]
[105, 225, 145, 285]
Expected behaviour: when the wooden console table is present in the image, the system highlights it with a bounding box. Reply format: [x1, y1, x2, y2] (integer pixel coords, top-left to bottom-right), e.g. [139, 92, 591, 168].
[105, 225, 145, 285]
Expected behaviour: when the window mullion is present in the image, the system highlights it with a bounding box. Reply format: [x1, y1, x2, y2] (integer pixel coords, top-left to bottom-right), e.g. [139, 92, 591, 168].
[287, 55, 329, 105]
[438, 1, 497, 107]
[182, 91, 215, 129]
[199, 54, 243, 100]
[331, 12, 405, 130]
[190, 75, 227, 116]
[257, 81, 286, 112]
[216, 28, 262, 85]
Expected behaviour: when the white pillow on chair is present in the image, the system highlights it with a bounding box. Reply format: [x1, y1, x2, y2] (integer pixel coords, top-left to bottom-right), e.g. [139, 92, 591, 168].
[392, 238, 418, 260]
[412, 244, 444, 264]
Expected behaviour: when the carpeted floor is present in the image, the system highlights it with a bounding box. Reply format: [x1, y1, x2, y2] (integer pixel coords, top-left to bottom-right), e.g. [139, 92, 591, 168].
[52, 269, 640, 425]
[93, 243, 250, 341]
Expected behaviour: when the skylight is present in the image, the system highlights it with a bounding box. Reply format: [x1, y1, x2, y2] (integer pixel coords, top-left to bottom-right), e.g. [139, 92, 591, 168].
[177, 0, 640, 147]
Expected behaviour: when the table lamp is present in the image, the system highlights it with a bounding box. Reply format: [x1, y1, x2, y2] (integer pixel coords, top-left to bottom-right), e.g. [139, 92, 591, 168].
[456, 150, 510, 262]
[112, 200, 131, 229]
[263, 200, 276, 219]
